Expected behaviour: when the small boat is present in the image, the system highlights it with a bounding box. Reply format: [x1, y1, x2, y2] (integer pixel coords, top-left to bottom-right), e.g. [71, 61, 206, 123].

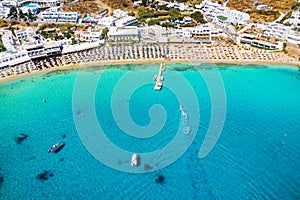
[154, 81, 163, 91]
[131, 153, 140, 167]
[48, 141, 65, 153]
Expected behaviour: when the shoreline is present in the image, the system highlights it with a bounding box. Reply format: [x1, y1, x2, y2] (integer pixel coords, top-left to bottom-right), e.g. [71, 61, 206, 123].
[0, 58, 299, 85]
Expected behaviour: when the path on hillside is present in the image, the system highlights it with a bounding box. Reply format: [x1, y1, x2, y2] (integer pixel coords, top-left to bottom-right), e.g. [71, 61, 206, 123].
[273, 11, 286, 23]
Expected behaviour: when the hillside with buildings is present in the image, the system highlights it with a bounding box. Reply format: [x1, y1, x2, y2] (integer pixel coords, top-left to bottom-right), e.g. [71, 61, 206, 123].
[0, 0, 299, 76]
[212, 0, 298, 22]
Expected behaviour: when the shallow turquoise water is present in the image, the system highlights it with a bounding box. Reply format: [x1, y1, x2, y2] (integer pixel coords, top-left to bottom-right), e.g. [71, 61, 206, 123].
[0, 63, 300, 199]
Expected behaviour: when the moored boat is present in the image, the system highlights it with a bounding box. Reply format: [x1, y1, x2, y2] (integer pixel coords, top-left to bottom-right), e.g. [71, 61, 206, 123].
[48, 141, 65, 153]
[131, 153, 140, 167]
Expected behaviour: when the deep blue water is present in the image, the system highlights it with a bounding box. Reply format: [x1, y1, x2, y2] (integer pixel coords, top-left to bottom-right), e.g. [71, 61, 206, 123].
[0, 63, 300, 199]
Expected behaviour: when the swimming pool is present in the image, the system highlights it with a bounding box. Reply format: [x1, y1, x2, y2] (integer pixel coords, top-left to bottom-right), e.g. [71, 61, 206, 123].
[22, 3, 38, 8]
[84, 17, 94, 21]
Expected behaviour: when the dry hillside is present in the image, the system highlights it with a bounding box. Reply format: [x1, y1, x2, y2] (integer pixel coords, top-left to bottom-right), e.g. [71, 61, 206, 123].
[212, 0, 297, 22]
[62, 0, 110, 14]
[62, 0, 137, 15]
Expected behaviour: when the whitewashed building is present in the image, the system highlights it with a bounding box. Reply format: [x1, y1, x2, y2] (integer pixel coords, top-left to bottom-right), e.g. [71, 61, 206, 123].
[98, 16, 117, 27]
[2, 0, 21, 7]
[14, 28, 33, 41]
[286, 31, 300, 45]
[256, 5, 268, 10]
[0, 2, 11, 18]
[237, 33, 283, 50]
[0, 50, 31, 70]
[171, 23, 225, 41]
[23, 42, 62, 58]
[15, 30, 28, 40]
[108, 27, 139, 41]
[199, 0, 249, 26]
[22, 0, 59, 6]
[113, 9, 128, 19]
[138, 25, 168, 42]
[41, 7, 79, 23]
[0, 30, 15, 51]
[167, 3, 189, 11]
[133, 1, 142, 7]
[80, 31, 103, 41]
[284, 11, 300, 30]
[263, 23, 292, 40]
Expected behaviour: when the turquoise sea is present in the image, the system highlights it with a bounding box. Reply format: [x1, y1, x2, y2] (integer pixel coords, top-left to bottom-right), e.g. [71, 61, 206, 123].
[0, 63, 300, 199]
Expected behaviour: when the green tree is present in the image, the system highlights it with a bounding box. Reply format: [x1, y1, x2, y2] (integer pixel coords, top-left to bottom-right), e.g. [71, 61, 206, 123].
[102, 27, 109, 40]
[161, 22, 175, 28]
[28, 10, 35, 21]
[0, 44, 6, 52]
[283, 42, 287, 49]
[0, 35, 7, 52]
[9, 6, 18, 18]
[190, 11, 206, 24]
[18, 9, 25, 19]
[71, 38, 77, 45]
[168, 9, 183, 20]
[141, 0, 147, 6]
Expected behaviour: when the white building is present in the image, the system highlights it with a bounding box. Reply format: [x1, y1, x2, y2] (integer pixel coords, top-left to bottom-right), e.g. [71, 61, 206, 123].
[115, 16, 138, 27]
[237, 33, 283, 50]
[166, 3, 189, 11]
[171, 23, 225, 41]
[2, 0, 21, 7]
[15, 30, 28, 40]
[108, 27, 139, 41]
[113, 9, 128, 19]
[138, 25, 168, 42]
[133, 1, 142, 7]
[19, 0, 59, 7]
[98, 16, 117, 27]
[199, 0, 249, 26]
[256, 5, 268, 10]
[17, 28, 33, 41]
[263, 23, 292, 40]
[41, 7, 79, 23]
[0, 50, 31, 70]
[284, 11, 300, 30]
[80, 31, 103, 41]
[225, 10, 249, 25]
[31, 0, 59, 6]
[171, 28, 192, 38]
[23, 42, 62, 58]
[0, 30, 15, 51]
[286, 31, 300, 45]
[0, 2, 11, 18]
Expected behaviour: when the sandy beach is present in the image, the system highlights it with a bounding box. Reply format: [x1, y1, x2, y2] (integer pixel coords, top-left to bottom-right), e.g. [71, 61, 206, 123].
[0, 43, 299, 84]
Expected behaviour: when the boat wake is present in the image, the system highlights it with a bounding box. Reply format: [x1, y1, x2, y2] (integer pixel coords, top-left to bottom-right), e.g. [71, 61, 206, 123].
[180, 104, 191, 134]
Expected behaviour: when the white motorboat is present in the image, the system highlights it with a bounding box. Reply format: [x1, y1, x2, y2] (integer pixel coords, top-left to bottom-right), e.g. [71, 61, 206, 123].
[131, 153, 140, 167]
